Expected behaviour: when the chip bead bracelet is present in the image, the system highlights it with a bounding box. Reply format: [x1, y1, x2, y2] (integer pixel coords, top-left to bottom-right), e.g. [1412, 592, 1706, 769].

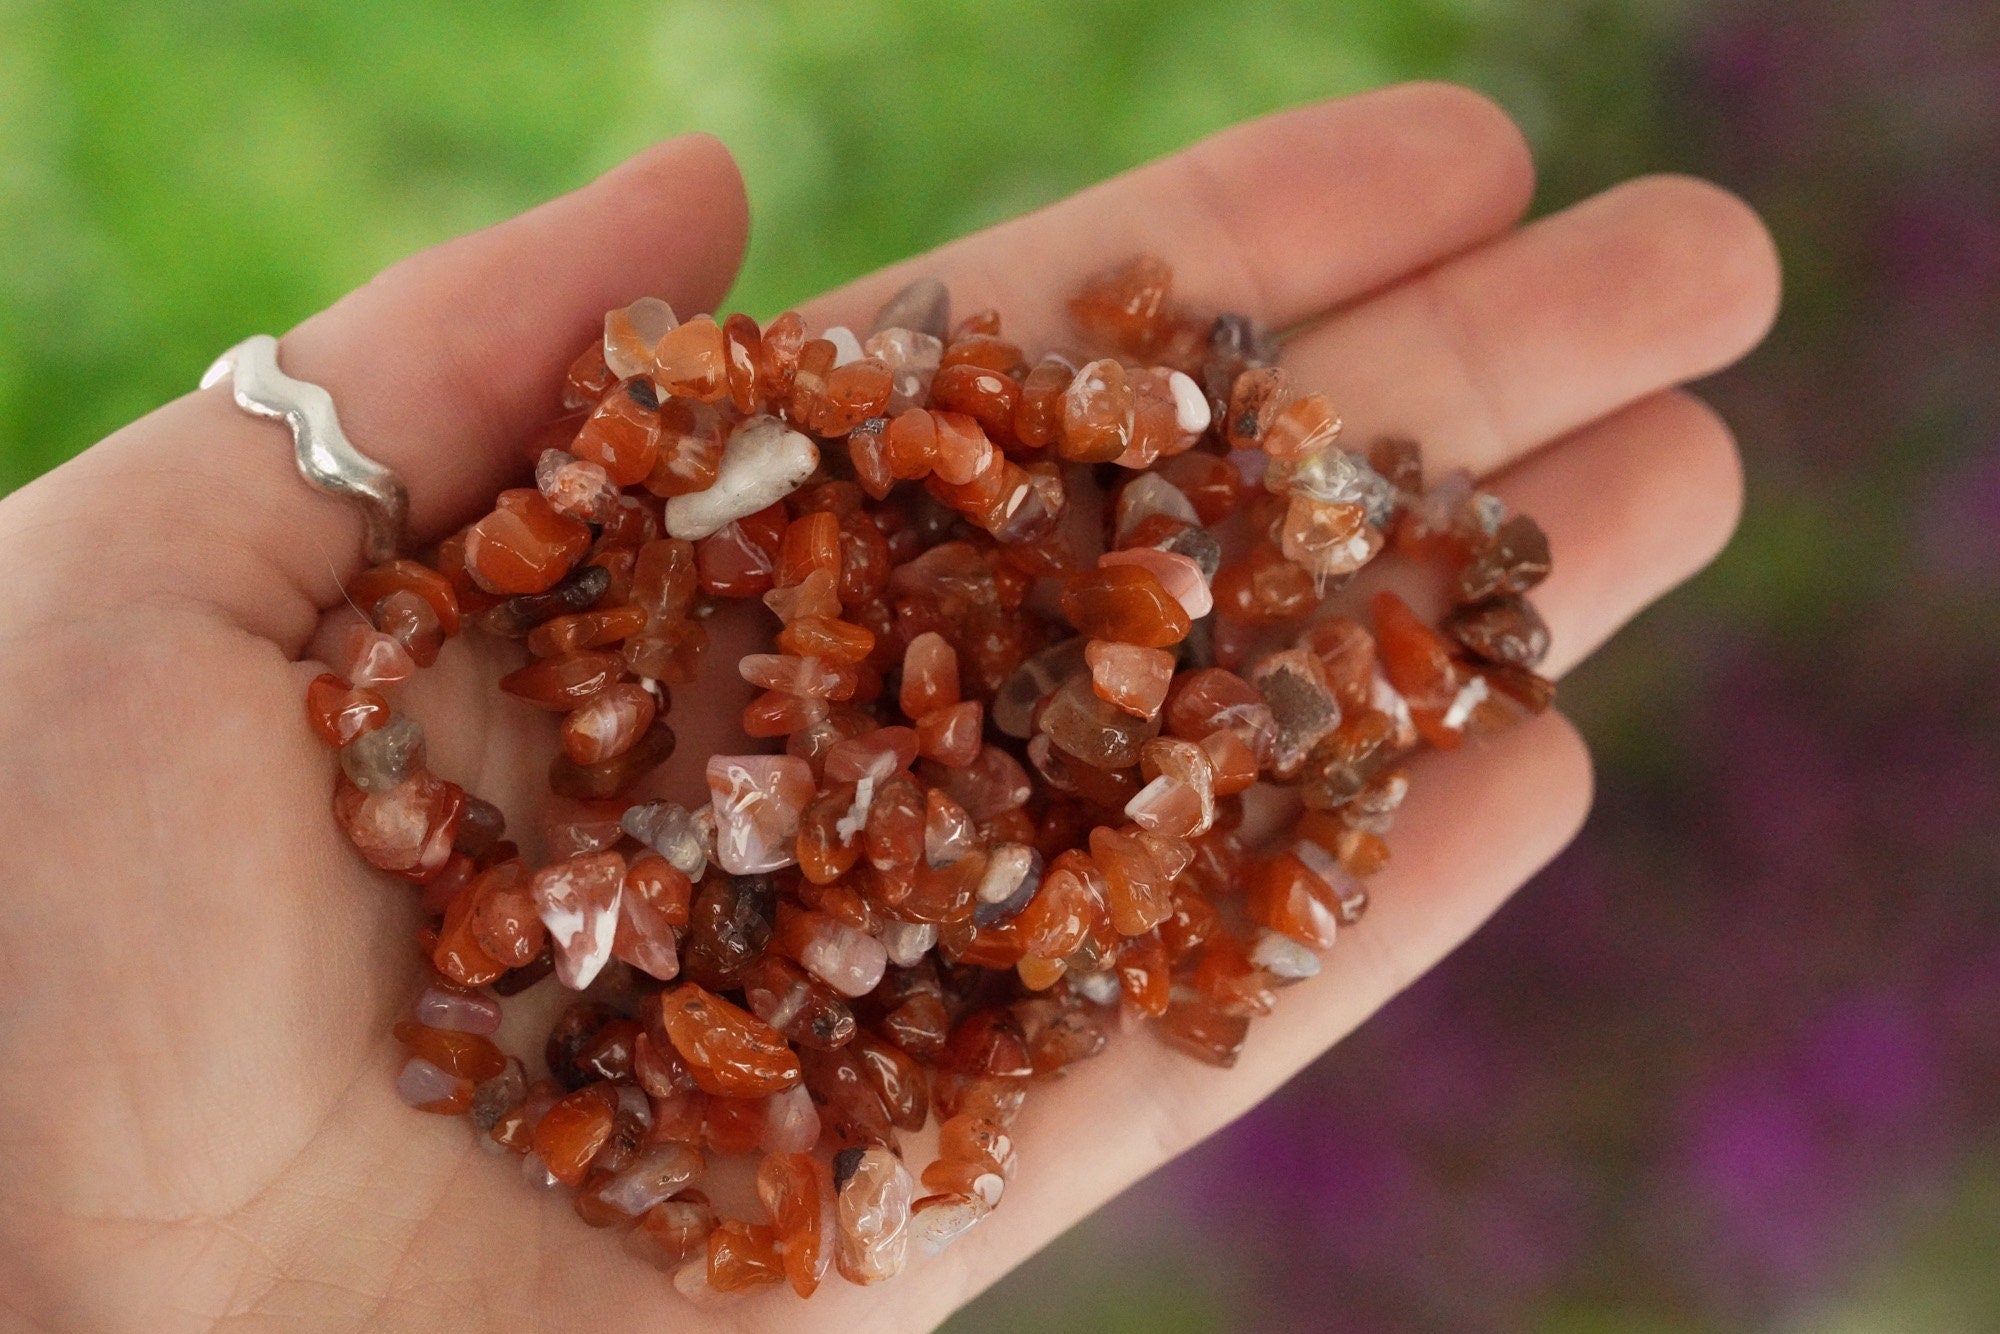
[301, 255, 1556, 1299]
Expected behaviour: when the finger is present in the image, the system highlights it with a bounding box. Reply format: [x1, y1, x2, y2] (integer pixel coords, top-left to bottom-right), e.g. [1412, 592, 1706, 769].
[1489, 389, 1745, 678]
[856, 712, 1594, 1329]
[798, 82, 1535, 346]
[2, 135, 749, 648]
[1283, 174, 1780, 477]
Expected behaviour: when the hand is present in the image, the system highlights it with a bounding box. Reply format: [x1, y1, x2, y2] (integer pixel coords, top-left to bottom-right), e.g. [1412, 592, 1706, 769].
[0, 83, 1777, 1331]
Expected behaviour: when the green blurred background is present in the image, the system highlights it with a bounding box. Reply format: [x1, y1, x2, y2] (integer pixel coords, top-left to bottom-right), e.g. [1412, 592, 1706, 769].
[8, 1, 1999, 1330]
[0, 0, 1669, 491]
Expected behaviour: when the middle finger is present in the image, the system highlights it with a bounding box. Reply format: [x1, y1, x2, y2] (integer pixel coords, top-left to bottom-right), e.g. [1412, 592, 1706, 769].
[1280, 173, 1779, 478]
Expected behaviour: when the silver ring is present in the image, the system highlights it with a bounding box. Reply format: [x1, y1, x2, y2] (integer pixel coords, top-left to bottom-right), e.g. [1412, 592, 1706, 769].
[202, 335, 409, 564]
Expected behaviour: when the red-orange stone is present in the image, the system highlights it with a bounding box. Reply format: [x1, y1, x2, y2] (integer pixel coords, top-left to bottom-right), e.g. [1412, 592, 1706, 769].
[933, 1111, 1018, 1182]
[707, 1220, 786, 1292]
[1013, 356, 1072, 450]
[722, 311, 763, 414]
[1156, 996, 1250, 1067]
[433, 530, 502, 616]
[1247, 853, 1339, 948]
[571, 383, 662, 485]
[951, 308, 1001, 340]
[786, 338, 837, 428]
[1091, 825, 1176, 937]
[861, 772, 924, 874]
[696, 503, 786, 599]
[930, 363, 1019, 443]
[1222, 365, 1290, 451]
[657, 984, 803, 1097]
[370, 589, 444, 672]
[499, 650, 624, 711]
[1058, 358, 1135, 462]
[622, 619, 708, 686]
[930, 411, 996, 487]
[652, 314, 729, 402]
[884, 407, 939, 480]
[777, 615, 875, 665]
[796, 785, 862, 886]
[392, 1019, 507, 1083]
[632, 537, 699, 618]
[741, 955, 857, 1051]
[1084, 640, 1176, 719]
[756, 1152, 826, 1298]
[1261, 391, 1342, 460]
[1115, 929, 1172, 1016]
[524, 608, 648, 660]
[916, 700, 983, 766]
[563, 340, 616, 411]
[463, 489, 593, 595]
[1060, 565, 1192, 648]
[1211, 544, 1318, 623]
[1372, 589, 1477, 749]
[646, 399, 725, 497]
[849, 415, 896, 498]
[852, 1032, 929, 1132]
[939, 1007, 1033, 1079]
[1159, 882, 1225, 961]
[468, 859, 545, 967]
[776, 510, 842, 589]
[305, 674, 389, 747]
[1191, 932, 1278, 1017]
[932, 1073, 1029, 1127]
[628, 1195, 718, 1272]
[336, 771, 463, 882]
[347, 559, 462, 636]
[532, 1083, 618, 1186]
[743, 690, 827, 739]
[1200, 727, 1261, 795]
[1165, 667, 1277, 765]
[433, 871, 509, 986]
[756, 310, 806, 400]
[1016, 850, 1103, 961]
[623, 854, 692, 928]
[900, 631, 960, 717]
[560, 682, 656, 764]
[811, 357, 894, 437]
[941, 334, 1026, 375]
[616, 854, 690, 980]
[1154, 451, 1242, 526]
[703, 1094, 765, 1157]
[1068, 254, 1174, 356]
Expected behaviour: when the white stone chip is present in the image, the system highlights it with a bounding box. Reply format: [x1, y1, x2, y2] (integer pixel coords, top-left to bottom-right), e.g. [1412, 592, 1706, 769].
[1112, 472, 1199, 543]
[663, 415, 819, 540]
[1167, 369, 1211, 435]
[879, 919, 939, 967]
[603, 297, 677, 379]
[1441, 673, 1491, 732]
[1250, 929, 1324, 980]
[824, 324, 865, 366]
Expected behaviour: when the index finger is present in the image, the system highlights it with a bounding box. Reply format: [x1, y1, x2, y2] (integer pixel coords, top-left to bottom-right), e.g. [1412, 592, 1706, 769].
[800, 82, 1535, 347]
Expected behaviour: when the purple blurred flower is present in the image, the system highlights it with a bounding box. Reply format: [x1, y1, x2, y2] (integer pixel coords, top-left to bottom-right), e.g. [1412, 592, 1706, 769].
[1919, 447, 2000, 585]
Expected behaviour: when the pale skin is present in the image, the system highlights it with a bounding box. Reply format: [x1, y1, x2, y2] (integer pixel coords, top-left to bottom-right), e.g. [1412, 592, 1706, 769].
[0, 83, 1778, 1331]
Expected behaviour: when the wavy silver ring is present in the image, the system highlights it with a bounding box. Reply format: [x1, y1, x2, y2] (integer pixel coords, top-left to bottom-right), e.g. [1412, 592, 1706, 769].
[201, 335, 409, 564]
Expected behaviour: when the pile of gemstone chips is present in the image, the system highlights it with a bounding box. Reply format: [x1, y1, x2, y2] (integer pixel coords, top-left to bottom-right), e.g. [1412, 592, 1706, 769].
[305, 254, 1555, 1299]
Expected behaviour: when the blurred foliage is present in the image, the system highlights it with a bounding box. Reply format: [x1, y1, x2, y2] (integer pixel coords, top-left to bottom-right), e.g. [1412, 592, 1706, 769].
[0, 0, 1499, 491]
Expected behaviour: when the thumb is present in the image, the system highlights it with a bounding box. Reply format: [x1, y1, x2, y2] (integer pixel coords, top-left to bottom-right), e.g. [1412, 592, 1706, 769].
[0, 133, 749, 650]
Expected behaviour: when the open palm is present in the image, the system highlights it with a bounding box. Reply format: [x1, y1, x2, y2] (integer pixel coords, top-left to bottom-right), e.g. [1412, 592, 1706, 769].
[0, 83, 1777, 1332]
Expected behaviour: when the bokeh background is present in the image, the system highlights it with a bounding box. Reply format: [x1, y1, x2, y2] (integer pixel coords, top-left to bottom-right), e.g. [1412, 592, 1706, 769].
[5, 1, 1996, 1329]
